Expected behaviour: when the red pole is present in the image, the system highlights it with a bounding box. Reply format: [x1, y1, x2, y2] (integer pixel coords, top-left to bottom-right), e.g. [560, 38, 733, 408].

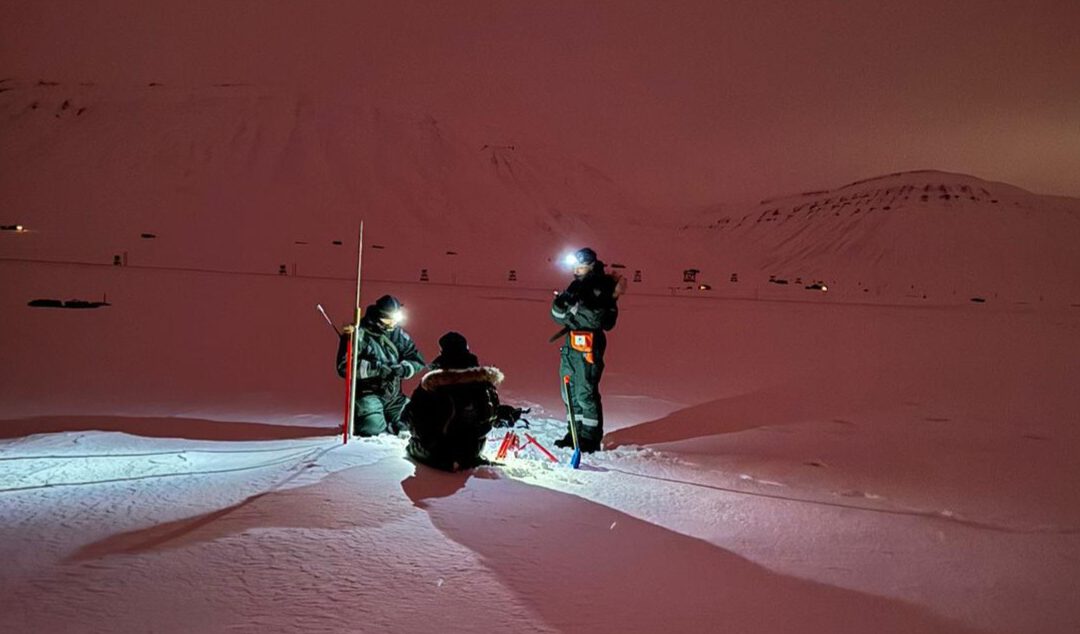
[342, 332, 353, 445]
[522, 433, 559, 462]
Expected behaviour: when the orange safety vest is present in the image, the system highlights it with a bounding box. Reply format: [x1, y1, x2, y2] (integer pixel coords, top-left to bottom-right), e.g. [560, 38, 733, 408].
[569, 330, 595, 364]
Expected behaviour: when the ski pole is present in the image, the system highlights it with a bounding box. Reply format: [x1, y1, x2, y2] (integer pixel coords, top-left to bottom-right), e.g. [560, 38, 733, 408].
[316, 304, 341, 337]
[562, 375, 581, 469]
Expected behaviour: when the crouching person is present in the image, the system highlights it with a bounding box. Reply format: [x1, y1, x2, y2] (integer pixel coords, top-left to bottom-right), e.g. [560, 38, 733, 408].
[336, 295, 425, 436]
[403, 332, 502, 471]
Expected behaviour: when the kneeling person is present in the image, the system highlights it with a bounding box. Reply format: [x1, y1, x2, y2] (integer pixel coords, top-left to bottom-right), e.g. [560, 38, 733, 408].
[403, 332, 502, 471]
[336, 294, 426, 436]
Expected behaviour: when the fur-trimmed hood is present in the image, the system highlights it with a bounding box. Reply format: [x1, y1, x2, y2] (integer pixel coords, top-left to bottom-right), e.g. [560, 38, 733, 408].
[420, 366, 504, 391]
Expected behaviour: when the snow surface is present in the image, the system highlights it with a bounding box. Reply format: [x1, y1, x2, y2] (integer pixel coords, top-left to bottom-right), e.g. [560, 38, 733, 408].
[3, 64, 1080, 634]
[2, 259, 1079, 633]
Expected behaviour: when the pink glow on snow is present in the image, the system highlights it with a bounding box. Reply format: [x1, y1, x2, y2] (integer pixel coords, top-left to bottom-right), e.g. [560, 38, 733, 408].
[3, 3, 1080, 632]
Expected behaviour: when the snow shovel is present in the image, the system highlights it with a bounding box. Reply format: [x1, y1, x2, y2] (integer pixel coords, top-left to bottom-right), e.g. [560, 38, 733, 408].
[562, 375, 582, 469]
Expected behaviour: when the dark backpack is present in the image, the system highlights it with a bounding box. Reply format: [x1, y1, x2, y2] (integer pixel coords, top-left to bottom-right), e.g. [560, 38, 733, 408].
[493, 404, 531, 428]
[600, 272, 624, 331]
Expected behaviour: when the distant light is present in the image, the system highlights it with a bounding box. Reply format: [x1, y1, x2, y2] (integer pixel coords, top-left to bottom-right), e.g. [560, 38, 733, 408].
[821, 285, 828, 292]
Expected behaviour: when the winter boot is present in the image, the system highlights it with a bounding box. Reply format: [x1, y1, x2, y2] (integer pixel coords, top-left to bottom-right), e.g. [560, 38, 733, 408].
[554, 432, 575, 449]
[577, 432, 602, 453]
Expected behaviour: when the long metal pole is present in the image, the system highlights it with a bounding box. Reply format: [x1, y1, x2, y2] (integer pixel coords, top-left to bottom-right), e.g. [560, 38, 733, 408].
[344, 221, 364, 444]
[354, 221, 364, 323]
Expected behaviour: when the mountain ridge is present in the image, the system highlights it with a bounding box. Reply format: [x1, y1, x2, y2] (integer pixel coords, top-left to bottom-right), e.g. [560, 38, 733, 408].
[678, 171, 1080, 303]
[3, 81, 1078, 303]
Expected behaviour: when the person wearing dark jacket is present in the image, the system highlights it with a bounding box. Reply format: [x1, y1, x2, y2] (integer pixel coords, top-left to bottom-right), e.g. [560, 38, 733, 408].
[336, 295, 426, 436]
[550, 247, 624, 453]
[402, 332, 502, 471]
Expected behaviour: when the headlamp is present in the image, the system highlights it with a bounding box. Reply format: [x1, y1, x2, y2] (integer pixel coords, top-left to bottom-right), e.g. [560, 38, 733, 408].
[565, 251, 591, 268]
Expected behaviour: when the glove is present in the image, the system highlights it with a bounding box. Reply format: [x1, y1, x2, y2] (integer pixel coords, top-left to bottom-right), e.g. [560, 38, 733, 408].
[553, 292, 575, 311]
[376, 363, 407, 379]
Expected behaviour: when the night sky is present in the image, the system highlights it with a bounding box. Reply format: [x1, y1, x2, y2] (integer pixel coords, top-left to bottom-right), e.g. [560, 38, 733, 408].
[2, 0, 1078, 207]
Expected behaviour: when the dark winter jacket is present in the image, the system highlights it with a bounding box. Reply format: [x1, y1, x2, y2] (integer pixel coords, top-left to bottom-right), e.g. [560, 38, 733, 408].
[336, 314, 426, 400]
[403, 366, 503, 471]
[550, 262, 623, 332]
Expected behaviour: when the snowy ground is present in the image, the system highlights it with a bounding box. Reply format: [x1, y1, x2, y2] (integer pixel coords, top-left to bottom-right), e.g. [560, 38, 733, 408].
[2, 260, 1080, 633]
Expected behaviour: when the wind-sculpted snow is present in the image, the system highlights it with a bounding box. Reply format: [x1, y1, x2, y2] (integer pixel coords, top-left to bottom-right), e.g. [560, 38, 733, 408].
[0, 428, 996, 634]
[3, 82, 1080, 632]
[3, 2, 1080, 628]
[2, 269, 1080, 632]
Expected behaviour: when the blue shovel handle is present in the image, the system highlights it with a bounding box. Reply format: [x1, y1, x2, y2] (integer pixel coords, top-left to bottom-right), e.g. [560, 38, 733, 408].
[563, 374, 582, 470]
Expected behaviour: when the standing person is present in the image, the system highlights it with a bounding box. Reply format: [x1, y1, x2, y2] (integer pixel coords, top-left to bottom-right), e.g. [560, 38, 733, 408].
[402, 332, 502, 471]
[550, 247, 624, 452]
[336, 294, 426, 436]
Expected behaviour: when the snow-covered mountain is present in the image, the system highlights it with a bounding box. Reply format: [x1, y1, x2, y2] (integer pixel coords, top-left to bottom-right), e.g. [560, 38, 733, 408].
[0, 80, 644, 286]
[4, 79, 1080, 634]
[5, 79, 1078, 305]
[679, 170, 1080, 304]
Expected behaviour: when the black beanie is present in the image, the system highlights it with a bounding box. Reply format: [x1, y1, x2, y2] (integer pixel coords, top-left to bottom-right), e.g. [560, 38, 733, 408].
[574, 247, 597, 265]
[371, 295, 402, 317]
[438, 331, 469, 354]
